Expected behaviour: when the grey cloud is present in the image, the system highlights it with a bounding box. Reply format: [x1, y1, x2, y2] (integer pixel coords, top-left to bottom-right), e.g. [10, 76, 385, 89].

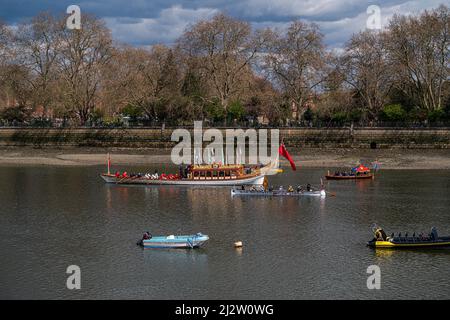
[0, 0, 446, 48]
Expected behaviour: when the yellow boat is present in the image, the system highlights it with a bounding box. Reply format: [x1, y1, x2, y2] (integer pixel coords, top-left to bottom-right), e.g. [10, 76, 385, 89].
[367, 225, 450, 248]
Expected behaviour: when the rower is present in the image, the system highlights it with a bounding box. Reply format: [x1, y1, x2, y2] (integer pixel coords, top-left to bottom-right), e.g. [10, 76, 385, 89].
[297, 185, 302, 192]
[306, 183, 312, 192]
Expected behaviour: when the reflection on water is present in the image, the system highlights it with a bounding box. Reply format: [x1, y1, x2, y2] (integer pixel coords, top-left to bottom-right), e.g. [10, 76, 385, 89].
[0, 165, 449, 299]
[141, 248, 209, 265]
[372, 248, 396, 259]
[234, 247, 243, 256]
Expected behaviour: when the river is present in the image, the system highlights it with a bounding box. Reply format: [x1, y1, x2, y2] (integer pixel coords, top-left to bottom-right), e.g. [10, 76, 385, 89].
[0, 165, 449, 299]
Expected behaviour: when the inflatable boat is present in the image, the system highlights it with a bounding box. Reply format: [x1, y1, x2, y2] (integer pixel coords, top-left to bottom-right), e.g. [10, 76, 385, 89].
[367, 225, 450, 248]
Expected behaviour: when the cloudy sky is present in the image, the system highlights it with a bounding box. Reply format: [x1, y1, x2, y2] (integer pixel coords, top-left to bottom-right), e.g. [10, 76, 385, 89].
[0, 0, 446, 48]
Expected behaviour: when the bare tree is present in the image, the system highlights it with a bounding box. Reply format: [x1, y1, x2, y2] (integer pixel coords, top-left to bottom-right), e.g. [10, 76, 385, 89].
[15, 12, 61, 114]
[386, 5, 450, 111]
[340, 30, 393, 119]
[56, 14, 112, 125]
[263, 21, 327, 121]
[103, 44, 182, 122]
[2, 7, 449, 126]
[178, 13, 266, 112]
[315, 56, 355, 121]
[0, 21, 12, 106]
[0, 22, 34, 111]
[102, 45, 152, 117]
[0, 20, 9, 66]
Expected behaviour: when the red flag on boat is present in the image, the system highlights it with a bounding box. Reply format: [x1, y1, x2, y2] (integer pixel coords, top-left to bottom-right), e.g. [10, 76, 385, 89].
[279, 143, 296, 171]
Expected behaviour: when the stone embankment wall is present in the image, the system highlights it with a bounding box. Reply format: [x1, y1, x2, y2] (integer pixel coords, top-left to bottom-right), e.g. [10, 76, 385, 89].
[0, 127, 449, 149]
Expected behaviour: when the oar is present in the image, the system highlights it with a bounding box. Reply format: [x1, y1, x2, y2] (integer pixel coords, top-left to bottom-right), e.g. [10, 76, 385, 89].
[319, 178, 336, 197]
[313, 185, 336, 196]
[117, 175, 140, 184]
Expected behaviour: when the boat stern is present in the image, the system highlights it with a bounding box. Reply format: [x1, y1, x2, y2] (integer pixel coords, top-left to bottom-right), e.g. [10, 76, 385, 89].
[100, 173, 117, 183]
[193, 233, 210, 247]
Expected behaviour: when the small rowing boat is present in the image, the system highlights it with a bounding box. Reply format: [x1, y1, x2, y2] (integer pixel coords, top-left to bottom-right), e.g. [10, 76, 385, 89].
[325, 173, 374, 180]
[367, 225, 450, 248]
[231, 188, 326, 197]
[325, 164, 374, 180]
[137, 232, 209, 249]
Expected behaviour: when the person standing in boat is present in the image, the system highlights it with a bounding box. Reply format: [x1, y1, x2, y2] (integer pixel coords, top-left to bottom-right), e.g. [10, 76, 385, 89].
[179, 165, 184, 178]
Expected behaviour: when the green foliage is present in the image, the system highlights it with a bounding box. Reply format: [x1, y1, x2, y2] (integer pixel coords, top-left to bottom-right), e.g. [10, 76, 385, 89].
[30, 118, 52, 127]
[303, 107, 314, 121]
[90, 108, 105, 122]
[427, 109, 446, 122]
[0, 105, 31, 123]
[205, 99, 225, 122]
[317, 109, 362, 123]
[227, 100, 246, 121]
[387, 88, 416, 111]
[120, 104, 144, 119]
[331, 111, 348, 123]
[348, 109, 363, 122]
[380, 104, 407, 122]
[102, 117, 123, 128]
[407, 107, 428, 121]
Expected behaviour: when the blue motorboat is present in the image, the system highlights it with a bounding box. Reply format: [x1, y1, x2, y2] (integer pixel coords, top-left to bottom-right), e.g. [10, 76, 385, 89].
[137, 232, 209, 249]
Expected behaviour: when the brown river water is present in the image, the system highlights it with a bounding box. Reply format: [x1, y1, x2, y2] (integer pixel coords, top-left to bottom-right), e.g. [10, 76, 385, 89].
[0, 165, 449, 299]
